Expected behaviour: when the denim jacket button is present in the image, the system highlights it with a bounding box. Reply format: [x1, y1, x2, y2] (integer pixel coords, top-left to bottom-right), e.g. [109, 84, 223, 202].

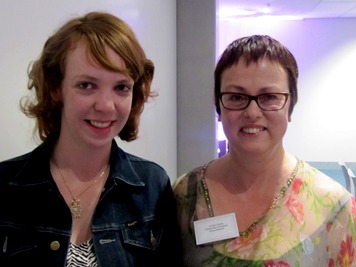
[50, 241, 61, 251]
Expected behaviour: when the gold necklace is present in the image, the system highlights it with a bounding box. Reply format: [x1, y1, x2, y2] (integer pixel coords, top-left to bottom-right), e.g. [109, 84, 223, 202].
[238, 160, 299, 238]
[201, 159, 300, 238]
[53, 160, 108, 219]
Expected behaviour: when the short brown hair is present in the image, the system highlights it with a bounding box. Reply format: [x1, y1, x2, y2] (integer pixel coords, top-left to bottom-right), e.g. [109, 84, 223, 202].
[214, 35, 298, 116]
[21, 11, 154, 143]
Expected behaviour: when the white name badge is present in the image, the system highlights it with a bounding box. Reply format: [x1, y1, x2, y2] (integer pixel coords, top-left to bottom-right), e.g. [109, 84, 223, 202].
[194, 213, 239, 245]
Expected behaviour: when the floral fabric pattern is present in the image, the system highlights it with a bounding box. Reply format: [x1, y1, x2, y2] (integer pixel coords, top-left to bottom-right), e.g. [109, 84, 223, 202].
[173, 161, 356, 267]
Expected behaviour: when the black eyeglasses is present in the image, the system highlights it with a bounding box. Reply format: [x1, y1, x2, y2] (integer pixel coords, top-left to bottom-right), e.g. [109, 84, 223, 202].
[218, 92, 290, 111]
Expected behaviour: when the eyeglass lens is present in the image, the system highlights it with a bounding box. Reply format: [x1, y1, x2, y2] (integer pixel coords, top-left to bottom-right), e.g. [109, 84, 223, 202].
[221, 93, 288, 111]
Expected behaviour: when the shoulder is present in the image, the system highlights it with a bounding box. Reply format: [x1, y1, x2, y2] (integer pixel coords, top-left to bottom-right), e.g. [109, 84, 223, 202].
[0, 152, 31, 165]
[112, 141, 168, 174]
[125, 152, 169, 177]
[297, 161, 352, 207]
[0, 152, 32, 181]
[0, 144, 51, 186]
[173, 165, 205, 196]
[112, 141, 165, 171]
[299, 161, 346, 192]
[111, 144, 171, 187]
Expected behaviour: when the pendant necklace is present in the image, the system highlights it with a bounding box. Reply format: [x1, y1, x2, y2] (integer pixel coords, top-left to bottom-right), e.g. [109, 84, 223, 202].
[53, 160, 108, 219]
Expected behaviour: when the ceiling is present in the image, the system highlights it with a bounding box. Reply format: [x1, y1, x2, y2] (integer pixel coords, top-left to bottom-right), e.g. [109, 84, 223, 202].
[218, 0, 356, 19]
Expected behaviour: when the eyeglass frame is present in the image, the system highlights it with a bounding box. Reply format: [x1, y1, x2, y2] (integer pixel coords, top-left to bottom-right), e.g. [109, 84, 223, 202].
[218, 92, 291, 111]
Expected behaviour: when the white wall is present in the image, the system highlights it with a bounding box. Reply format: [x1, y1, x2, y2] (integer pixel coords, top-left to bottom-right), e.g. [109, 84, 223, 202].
[218, 17, 356, 162]
[0, 0, 177, 179]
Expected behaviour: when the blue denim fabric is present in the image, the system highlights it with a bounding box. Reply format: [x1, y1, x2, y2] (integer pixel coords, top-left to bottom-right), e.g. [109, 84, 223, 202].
[0, 141, 183, 266]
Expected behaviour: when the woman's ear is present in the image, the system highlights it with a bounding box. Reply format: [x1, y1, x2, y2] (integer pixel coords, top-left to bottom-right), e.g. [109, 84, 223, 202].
[51, 87, 62, 102]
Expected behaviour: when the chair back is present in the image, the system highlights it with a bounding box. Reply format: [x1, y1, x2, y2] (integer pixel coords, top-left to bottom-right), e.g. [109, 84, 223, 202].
[347, 168, 356, 196]
[339, 161, 352, 193]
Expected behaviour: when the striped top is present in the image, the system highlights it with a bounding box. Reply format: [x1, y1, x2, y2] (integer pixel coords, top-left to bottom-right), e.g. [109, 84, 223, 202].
[66, 239, 98, 266]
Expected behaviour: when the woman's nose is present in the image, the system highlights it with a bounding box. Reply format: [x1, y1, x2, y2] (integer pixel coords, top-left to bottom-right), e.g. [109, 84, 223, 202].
[243, 99, 262, 119]
[94, 90, 115, 112]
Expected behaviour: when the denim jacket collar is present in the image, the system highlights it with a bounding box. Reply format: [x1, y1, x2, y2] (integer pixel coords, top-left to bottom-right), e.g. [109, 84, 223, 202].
[109, 140, 145, 187]
[9, 140, 146, 188]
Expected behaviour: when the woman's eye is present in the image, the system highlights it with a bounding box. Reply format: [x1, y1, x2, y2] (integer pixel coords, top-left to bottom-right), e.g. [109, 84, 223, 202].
[262, 94, 277, 101]
[78, 82, 94, 90]
[116, 84, 132, 92]
[230, 94, 244, 101]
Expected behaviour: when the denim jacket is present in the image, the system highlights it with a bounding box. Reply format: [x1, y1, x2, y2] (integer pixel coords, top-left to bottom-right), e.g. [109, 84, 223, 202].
[0, 141, 183, 266]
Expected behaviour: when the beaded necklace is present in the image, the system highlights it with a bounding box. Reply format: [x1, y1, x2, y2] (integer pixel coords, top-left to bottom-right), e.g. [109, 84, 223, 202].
[200, 159, 300, 238]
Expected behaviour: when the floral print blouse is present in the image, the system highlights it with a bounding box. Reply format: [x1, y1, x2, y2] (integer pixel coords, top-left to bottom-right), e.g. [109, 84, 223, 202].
[173, 160, 356, 267]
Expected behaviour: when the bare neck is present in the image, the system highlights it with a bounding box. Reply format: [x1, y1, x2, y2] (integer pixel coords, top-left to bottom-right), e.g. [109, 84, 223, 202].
[51, 138, 111, 181]
[214, 150, 296, 191]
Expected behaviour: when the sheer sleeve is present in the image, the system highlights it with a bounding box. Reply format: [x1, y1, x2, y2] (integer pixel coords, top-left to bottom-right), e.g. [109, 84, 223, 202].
[327, 194, 356, 266]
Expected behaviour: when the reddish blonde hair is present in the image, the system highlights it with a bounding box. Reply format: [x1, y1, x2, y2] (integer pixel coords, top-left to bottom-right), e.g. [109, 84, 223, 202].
[21, 11, 154, 143]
